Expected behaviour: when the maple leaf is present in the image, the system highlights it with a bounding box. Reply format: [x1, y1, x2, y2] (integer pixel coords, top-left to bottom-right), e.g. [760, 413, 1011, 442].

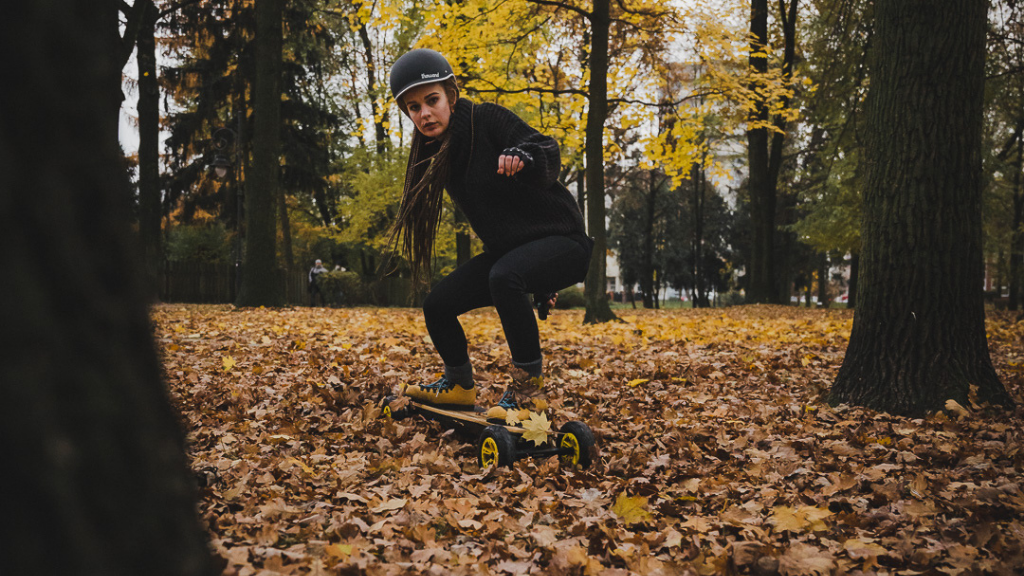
[222, 355, 235, 371]
[505, 410, 522, 426]
[521, 411, 551, 446]
[611, 492, 653, 525]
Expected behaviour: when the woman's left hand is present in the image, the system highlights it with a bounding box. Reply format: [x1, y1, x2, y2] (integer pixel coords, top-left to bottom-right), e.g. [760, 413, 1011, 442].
[497, 154, 525, 176]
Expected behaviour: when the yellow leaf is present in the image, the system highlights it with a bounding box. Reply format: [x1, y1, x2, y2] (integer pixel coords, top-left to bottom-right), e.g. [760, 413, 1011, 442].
[326, 543, 354, 559]
[628, 378, 650, 388]
[611, 493, 652, 525]
[222, 355, 235, 371]
[842, 538, 887, 560]
[770, 506, 833, 532]
[521, 411, 551, 446]
[505, 410, 522, 426]
[531, 397, 549, 411]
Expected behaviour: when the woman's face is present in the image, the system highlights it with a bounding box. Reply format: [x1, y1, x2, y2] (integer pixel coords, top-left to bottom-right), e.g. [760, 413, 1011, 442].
[403, 82, 452, 139]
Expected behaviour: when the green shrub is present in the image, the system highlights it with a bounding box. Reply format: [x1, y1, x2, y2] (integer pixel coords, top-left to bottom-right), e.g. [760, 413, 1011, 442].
[166, 223, 232, 263]
[554, 285, 586, 309]
[317, 271, 364, 306]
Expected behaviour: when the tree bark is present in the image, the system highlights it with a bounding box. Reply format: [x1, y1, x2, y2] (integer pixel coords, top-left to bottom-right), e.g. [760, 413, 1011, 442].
[745, 0, 774, 304]
[746, 0, 798, 304]
[137, 0, 163, 300]
[0, 1, 214, 573]
[830, 0, 1014, 414]
[238, 0, 284, 307]
[582, 0, 618, 323]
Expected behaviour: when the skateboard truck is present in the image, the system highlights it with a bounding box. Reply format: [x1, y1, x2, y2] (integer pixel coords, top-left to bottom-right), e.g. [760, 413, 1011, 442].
[380, 396, 595, 469]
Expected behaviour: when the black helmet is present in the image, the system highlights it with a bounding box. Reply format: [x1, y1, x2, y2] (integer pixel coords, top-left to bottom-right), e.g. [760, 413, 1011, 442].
[389, 49, 456, 102]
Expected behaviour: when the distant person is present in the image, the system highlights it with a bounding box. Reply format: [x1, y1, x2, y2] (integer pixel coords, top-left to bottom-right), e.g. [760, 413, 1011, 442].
[308, 259, 328, 306]
[387, 49, 593, 420]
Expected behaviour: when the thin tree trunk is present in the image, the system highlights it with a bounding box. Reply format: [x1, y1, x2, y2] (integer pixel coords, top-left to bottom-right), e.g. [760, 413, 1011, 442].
[817, 253, 828, 308]
[238, 0, 284, 306]
[1, 1, 214, 573]
[1009, 135, 1022, 310]
[847, 253, 859, 309]
[278, 189, 293, 294]
[137, 0, 162, 301]
[581, 0, 618, 323]
[358, 23, 388, 154]
[830, 0, 1013, 414]
[641, 171, 657, 308]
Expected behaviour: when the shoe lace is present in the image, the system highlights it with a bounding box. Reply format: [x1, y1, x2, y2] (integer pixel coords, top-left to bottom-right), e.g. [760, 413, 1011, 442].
[496, 388, 520, 409]
[423, 376, 456, 395]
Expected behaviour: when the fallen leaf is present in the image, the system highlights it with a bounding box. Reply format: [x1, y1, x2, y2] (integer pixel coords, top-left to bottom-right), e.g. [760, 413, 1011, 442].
[521, 411, 551, 446]
[611, 492, 652, 525]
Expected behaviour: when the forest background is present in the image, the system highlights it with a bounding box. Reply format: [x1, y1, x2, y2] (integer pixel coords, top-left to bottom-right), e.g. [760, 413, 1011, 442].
[118, 0, 1022, 314]
[4, 0, 1024, 574]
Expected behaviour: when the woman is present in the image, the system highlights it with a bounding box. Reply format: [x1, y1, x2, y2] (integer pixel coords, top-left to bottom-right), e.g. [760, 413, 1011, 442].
[389, 49, 593, 420]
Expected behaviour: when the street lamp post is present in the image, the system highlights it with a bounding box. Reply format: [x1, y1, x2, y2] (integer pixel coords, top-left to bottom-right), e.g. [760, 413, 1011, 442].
[211, 122, 244, 299]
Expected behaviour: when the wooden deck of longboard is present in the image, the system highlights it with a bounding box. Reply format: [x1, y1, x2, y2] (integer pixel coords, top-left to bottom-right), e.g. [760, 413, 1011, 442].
[408, 401, 526, 435]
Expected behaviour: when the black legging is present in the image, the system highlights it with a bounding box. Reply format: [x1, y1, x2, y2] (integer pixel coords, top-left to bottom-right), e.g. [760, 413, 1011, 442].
[423, 234, 592, 368]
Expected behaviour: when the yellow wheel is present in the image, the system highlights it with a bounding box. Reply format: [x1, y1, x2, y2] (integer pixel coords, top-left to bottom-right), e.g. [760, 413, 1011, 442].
[379, 396, 406, 420]
[480, 437, 499, 467]
[478, 425, 517, 468]
[558, 421, 595, 469]
[560, 433, 581, 466]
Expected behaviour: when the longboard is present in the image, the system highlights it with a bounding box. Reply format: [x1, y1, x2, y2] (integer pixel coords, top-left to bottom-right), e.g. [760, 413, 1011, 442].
[380, 396, 595, 469]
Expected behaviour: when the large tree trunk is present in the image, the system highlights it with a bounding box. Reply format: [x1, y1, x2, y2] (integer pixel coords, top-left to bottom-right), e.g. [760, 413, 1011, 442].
[745, 0, 775, 304]
[1, 1, 214, 573]
[137, 0, 162, 300]
[746, 0, 798, 304]
[238, 0, 284, 307]
[830, 0, 1014, 414]
[582, 0, 618, 323]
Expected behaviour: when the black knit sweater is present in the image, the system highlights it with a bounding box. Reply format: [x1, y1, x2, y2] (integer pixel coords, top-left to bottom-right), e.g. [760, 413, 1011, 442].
[442, 98, 587, 255]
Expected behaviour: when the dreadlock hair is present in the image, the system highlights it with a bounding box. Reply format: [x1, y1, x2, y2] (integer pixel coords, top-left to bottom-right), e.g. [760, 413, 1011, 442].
[387, 77, 462, 285]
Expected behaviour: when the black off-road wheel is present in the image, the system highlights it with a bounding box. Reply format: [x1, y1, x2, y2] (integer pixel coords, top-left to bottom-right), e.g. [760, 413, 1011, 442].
[478, 425, 517, 468]
[558, 421, 595, 469]
[380, 396, 408, 420]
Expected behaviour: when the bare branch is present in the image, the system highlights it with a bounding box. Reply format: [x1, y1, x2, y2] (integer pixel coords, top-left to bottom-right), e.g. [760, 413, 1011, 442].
[608, 91, 722, 108]
[158, 0, 204, 19]
[523, 0, 592, 20]
[471, 85, 589, 98]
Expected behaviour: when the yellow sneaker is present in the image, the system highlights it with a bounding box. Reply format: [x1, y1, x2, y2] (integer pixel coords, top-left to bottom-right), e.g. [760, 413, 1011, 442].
[403, 376, 476, 409]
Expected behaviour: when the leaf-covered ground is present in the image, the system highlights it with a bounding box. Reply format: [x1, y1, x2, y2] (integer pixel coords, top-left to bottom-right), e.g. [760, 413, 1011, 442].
[154, 305, 1024, 576]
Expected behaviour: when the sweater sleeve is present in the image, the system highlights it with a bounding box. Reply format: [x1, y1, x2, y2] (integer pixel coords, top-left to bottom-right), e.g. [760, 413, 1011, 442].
[484, 104, 562, 190]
